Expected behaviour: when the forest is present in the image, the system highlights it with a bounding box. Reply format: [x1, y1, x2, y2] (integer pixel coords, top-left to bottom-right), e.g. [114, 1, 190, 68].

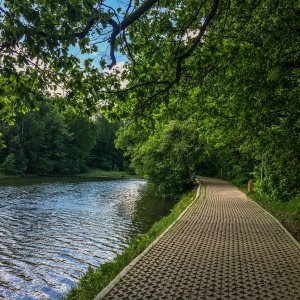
[0, 101, 126, 175]
[0, 0, 299, 201]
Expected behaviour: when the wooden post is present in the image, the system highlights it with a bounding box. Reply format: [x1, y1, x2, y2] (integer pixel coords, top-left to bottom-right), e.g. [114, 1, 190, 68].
[248, 179, 253, 193]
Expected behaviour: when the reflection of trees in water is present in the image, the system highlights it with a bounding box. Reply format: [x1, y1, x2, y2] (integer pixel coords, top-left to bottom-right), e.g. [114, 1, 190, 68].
[131, 183, 176, 234]
[0, 178, 176, 299]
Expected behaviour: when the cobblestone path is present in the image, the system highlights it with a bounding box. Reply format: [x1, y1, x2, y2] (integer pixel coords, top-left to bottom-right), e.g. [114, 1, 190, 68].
[96, 177, 300, 300]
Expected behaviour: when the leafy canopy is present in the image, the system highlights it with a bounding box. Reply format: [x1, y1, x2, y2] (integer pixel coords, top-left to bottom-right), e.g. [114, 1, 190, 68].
[1, 0, 300, 199]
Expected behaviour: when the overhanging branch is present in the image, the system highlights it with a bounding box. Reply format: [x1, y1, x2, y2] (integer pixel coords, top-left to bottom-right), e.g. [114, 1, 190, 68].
[75, 18, 97, 39]
[103, 0, 220, 112]
[174, 0, 219, 83]
[144, 0, 220, 98]
[107, 0, 159, 69]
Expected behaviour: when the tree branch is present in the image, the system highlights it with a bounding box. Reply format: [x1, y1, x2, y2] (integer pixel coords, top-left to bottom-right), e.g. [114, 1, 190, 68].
[0, 6, 10, 16]
[107, 0, 159, 69]
[132, 1, 220, 115]
[0, 42, 9, 53]
[142, 0, 219, 99]
[174, 0, 219, 83]
[74, 18, 97, 39]
[102, 80, 171, 94]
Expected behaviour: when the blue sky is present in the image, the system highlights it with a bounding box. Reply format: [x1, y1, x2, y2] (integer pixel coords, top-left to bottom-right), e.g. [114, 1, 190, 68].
[69, 0, 129, 69]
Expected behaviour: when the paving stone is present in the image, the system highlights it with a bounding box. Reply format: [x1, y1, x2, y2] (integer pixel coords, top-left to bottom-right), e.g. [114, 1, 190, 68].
[97, 177, 300, 300]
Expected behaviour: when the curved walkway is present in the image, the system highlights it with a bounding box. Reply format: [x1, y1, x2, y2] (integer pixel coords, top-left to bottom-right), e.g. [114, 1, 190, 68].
[96, 177, 300, 299]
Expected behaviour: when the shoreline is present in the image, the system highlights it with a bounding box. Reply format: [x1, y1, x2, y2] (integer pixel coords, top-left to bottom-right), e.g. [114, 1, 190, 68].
[62, 185, 199, 300]
[0, 170, 138, 180]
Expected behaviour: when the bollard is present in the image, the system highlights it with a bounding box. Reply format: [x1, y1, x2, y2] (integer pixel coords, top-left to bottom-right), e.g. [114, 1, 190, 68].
[248, 179, 253, 193]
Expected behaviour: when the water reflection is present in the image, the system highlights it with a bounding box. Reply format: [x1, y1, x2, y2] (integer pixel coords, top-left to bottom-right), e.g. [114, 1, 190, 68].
[0, 177, 175, 299]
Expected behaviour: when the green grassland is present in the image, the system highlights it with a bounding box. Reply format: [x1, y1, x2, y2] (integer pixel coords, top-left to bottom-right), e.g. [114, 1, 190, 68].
[77, 169, 137, 178]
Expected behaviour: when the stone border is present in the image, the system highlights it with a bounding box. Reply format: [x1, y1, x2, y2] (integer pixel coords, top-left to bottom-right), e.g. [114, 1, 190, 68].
[94, 180, 203, 300]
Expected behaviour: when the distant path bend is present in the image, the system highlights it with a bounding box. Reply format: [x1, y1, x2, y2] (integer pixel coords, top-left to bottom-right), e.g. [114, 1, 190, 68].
[96, 176, 300, 299]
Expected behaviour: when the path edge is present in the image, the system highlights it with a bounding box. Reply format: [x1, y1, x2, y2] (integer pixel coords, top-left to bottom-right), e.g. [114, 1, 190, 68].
[94, 179, 203, 300]
[237, 186, 300, 249]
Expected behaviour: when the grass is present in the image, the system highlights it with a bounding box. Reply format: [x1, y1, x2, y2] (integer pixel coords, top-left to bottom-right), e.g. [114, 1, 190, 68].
[62, 186, 198, 300]
[0, 169, 137, 179]
[76, 169, 138, 178]
[0, 172, 18, 178]
[236, 183, 300, 242]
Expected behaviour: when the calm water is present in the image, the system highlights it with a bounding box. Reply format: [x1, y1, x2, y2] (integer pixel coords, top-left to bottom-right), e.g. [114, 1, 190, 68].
[0, 177, 175, 299]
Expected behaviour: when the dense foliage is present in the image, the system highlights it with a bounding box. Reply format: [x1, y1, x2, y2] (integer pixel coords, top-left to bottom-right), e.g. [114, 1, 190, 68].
[114, 0, 300, 200]
[116, 120, 202, 198]
[0, 101, 126, 175]
[1, 0, 299, 200]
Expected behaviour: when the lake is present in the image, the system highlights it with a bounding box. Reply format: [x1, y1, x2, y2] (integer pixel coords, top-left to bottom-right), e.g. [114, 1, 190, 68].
[0, 177, 175, 299]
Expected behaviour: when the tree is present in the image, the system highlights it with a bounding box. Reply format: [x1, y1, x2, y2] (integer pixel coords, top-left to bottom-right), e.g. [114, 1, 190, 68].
[116, 119, 202, 198]
[0, 153, 18, 174]
[0, 0, 220, 120]
[0, 115, 28, 174]
[0, 100, 126, 175]
[1, 0, 299, 199]
[64, 109, 98, 172]
[113, 0, 300, 199]
[88, 116, 125, 171]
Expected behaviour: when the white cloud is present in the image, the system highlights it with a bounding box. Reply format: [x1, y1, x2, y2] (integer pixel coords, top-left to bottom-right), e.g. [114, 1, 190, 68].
[106, 61, 128, 88]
